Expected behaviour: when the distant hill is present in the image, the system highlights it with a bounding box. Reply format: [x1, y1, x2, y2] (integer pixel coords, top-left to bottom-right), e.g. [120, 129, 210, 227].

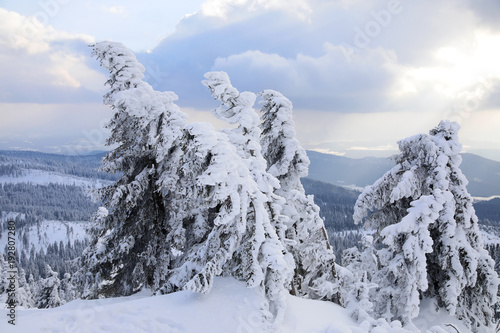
[306, 150, 500, 198]
[475, 198, 500, 224]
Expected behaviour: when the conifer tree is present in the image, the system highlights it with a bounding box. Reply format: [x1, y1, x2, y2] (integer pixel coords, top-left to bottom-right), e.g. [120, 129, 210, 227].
[60, 273, 76, 303]
[353, 120, 499, 330]
[341, 235, 378, 323]
[0, 254, 7, 301]
[75, 41, 187, 298]
[16, 267, 35, 308]
[37, 265, 62, 308]
[202, 72, 294, 324]
[259, 89, 340, 302]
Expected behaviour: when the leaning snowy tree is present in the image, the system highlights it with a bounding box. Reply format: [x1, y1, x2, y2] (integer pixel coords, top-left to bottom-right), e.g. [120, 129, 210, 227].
[353, 120, 498, 330]
[259, 89, 340, 302]
[201, 72, 294, 325]
[75, 41, 188, 298]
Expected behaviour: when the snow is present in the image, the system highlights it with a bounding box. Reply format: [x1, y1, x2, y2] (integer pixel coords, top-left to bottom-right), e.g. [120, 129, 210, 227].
[481, 227, 500, 245]
[0, 278, 352, 332]
[0, 217, 89, 257]
[0, 169, 112, 188]
[1, 277, 483, 333]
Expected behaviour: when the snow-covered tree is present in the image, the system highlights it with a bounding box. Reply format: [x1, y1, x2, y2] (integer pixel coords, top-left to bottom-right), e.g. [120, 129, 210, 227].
[259, 89, 340, 302]
[202, 72, 294, 325]
[0, 254, 7, 301]
[60, 273, 76, 303]
[75, 41, 187, 298]
[353, 120, 499, 330]
[16, 267, 35, 308]
[37, 265, 62, 308]
[341, 235, 378, 323]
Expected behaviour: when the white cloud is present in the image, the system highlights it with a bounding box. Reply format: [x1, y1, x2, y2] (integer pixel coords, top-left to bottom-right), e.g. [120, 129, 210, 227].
[0, 8, 93, 54]
[201, 0, 312, 20]
[212, 44, 398, 112]
[0, 8, 106, 103]
[101, 5, 127, 17]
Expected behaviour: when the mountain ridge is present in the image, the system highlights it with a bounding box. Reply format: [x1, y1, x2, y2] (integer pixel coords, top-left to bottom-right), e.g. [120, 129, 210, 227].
[306, 150, 500, 197]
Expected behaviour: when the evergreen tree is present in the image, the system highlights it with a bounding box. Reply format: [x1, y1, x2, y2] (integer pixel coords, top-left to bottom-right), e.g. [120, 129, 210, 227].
[16, 267, 35, 308]
[37, 265, 62, 308]
[60, 273, 76, 303]
[341, 235, 378, 323]
[75, 41, 187, 298]
[0, 254, 7, 301]
[353, 120, 499, 330]
[259, 89, 340, 302]
[202, 72, 293, 325]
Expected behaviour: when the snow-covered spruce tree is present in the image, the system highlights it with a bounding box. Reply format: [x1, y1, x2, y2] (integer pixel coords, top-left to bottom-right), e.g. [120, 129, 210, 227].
[16, 267, 35, 308]
[353, 120, 498, 330]
[37, 265, 62, 308]
[0, 254, 7, 301]
[60, 273, 76, 303]
[341, 235, 378, 323]
[259, 89, 340, 302]
[202, 72, 294, 324]
[75, 41, 187, 298]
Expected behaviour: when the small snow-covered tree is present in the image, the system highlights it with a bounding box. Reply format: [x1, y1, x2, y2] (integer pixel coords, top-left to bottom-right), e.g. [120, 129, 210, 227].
[341, 235, 378, 323]
[259, 89, 340, 302]
[0, 254, 7, 302]
[37, 265, 62, 308]
[60, 273, 76, 303]
[353, 120, 499, 330]
[16, 267, 35, 308]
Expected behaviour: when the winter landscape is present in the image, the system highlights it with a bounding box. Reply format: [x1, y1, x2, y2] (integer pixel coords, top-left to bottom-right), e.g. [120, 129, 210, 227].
[2, 1, 500, 333]
[0, 41, 499, 332]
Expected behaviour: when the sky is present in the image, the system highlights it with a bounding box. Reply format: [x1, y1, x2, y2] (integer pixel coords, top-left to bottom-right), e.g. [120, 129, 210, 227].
[0, 0, 499, 161]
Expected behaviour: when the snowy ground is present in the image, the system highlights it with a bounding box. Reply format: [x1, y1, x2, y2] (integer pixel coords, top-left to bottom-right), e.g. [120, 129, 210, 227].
[0, 277, 480, 333]
[0, 169, 112, 188]
[0, 215, 89, 256]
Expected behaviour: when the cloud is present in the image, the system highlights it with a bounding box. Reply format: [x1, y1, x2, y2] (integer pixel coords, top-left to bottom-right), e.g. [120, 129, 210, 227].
[0, 8, 106, 103]
[211, 45, 398, 112]
[138, 0, 500, 117]
[0, 102, 112, 154]
[465, 0, 500, 29]
[101, 5, 127, 17]
[1, 0, 499, 159]
[201, 0, 312, 21]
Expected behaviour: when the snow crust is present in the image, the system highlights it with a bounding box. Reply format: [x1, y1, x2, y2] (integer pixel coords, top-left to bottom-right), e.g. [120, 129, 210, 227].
[0, 216, 89, 257]
[0, 277, 476, 333]
[0, 169, 112, 188]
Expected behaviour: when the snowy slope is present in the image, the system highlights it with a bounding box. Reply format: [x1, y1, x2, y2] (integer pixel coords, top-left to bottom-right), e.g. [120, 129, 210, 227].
[0, 217, 89, 256]
[0, 168, 112, 188]
[0, 278, 477, 333]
